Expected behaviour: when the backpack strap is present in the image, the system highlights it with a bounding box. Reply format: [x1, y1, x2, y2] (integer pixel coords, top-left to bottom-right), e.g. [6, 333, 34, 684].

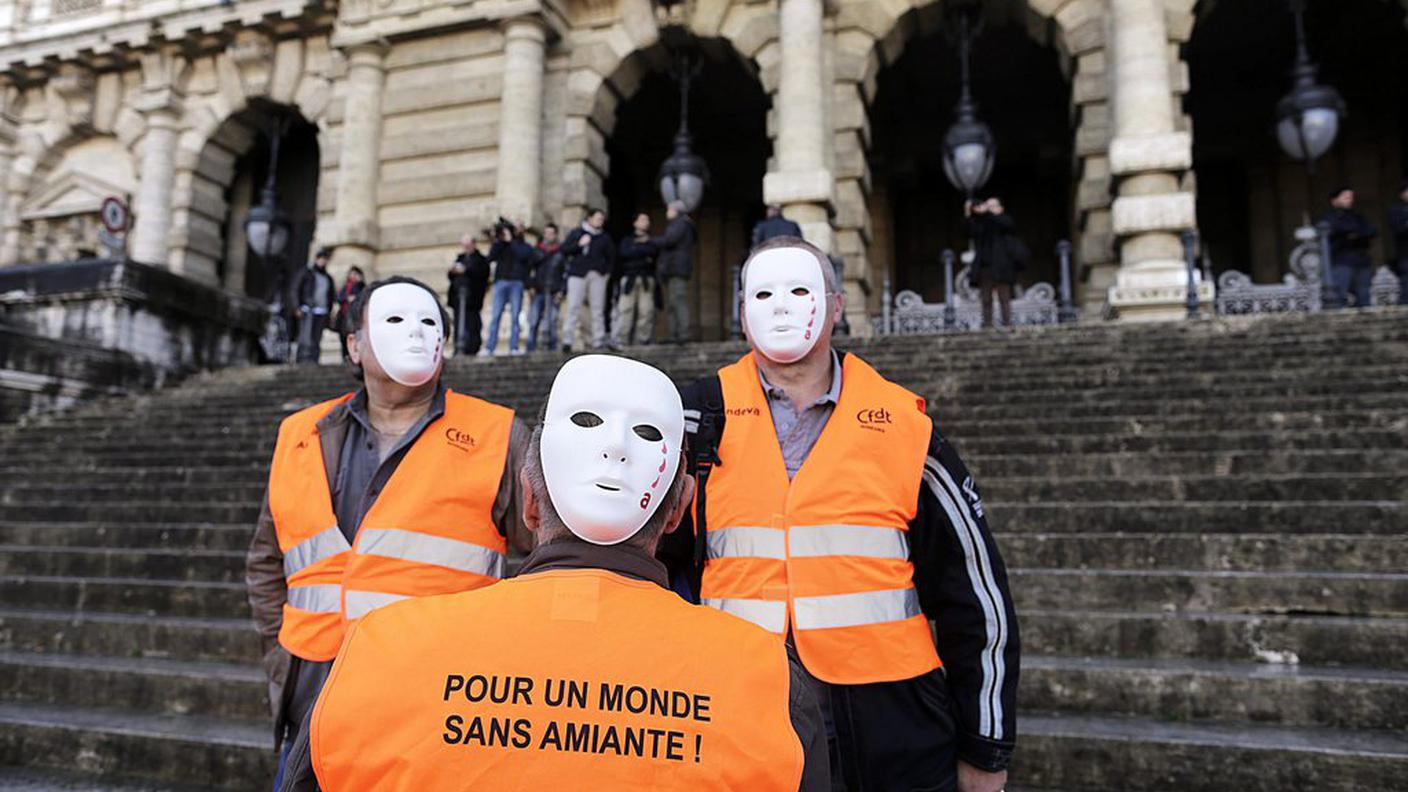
[685, 374, 725, 596]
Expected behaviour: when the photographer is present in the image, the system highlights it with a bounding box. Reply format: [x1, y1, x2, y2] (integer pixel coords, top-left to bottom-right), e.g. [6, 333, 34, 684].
[484, 218, 535, 356]
[612, 212, 659, 347]
[448, 232, 490, 356]
[966, 197, 1027, 329]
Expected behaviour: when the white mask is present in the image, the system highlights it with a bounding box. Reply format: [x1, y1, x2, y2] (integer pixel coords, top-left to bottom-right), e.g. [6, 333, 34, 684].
[366, 283, 444, 387]
[743, 248, 828, 364]
[540, 355, 685, 545]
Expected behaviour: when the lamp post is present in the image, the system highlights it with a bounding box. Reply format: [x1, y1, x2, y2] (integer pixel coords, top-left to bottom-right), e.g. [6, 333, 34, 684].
[657, 28, 710, 213]
[1274, 0, 1344, 308]
[941, 10, 995, 201]
[245, 113, 293, 362]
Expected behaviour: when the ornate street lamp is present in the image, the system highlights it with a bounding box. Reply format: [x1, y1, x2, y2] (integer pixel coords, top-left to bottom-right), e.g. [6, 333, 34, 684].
[1274, 0, 1345, 308]
[657, 29, 710, 213]
[941, 11, 995, 200]
[244, 114, 292, 282]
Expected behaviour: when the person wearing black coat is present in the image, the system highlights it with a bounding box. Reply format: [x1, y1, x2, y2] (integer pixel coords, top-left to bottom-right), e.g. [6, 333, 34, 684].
[613, 212, 660, 347]
[751, 205, 803, 246]
[526, 224, 565, 352]
[483, 224, 536, 355]
[967, 198, 1027, 329]
[654, 201, 697, 343]
[294, 248, 338, 363]
[559, 208, 614, 351]
[1322, 188, 1378, 309]
[448, 232, 491, 356]
[1387, 181, 1408, 306]
[331, 266, 365, 362]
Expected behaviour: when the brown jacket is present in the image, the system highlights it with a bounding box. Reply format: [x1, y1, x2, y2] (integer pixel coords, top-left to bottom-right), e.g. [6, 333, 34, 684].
[244, 393, 530, 726]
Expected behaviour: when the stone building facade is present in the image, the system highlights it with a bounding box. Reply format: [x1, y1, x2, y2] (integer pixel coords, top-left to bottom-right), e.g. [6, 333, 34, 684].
[0, 0, 1403, 337]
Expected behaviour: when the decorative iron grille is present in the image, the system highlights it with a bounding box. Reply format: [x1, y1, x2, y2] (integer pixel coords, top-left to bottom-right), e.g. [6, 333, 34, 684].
[873, 266, 1068, 335]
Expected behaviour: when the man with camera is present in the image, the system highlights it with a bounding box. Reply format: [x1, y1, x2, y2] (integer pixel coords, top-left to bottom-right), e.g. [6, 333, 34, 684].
[484, 218, 535, 356]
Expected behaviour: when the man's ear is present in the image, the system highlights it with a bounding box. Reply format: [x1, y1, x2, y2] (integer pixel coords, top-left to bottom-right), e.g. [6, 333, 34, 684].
[520, 469, 541, 536]
[346, 331, 362, 366]
[662, 473, 697, 536]
[830, 289, 847, 327]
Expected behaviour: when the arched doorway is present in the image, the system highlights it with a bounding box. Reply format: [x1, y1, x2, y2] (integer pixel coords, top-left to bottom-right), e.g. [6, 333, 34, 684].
[866, 5, 1075, 304]
[182, 101, 320, 302]
[1186, 0, 1408, 283]
[599, 38, 770, 341]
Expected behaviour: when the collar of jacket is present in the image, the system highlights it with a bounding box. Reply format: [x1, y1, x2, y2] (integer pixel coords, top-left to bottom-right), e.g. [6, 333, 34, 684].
[517, 538, 670, 588]
[311, 379, 449, 490]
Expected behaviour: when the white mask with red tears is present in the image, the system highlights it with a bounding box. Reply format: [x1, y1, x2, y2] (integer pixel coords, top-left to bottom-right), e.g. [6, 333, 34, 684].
[539, 355, 685, 545]
[743, 247, 828, 364]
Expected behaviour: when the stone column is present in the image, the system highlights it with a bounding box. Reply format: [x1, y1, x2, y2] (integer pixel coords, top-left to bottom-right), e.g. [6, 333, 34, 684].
[129, 90, 184, 267]
[764, 0, 834, 251]
[0, 112, 17, 266]
[494, 17, 547, 225]
[332, 42, 389, 276]
[1105, 0, 1209, 320]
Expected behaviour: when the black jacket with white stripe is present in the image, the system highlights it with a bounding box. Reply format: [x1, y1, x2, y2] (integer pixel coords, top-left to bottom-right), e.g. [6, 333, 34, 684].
[663, 362, 1020, 776]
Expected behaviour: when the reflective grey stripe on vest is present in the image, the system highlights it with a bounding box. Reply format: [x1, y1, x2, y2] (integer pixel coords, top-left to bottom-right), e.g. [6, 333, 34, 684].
[286, 584, 341, 614]
[702, 597, 787, 634]
[355, 528, 506, 579]
[283, 526, 352, 579]
[788, 524, 909, 560]
[706, 526, 786, 560]
[343, 590, 411, 620]
[793, 587, 921, 631]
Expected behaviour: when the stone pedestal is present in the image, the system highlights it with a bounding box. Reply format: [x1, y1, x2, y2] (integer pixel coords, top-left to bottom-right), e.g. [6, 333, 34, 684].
[332, 42, 388, 277]
[494, 17, 547, 225]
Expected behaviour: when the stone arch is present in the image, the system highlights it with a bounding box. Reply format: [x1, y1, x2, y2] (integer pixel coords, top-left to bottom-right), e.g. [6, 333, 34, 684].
[14, 132, 138, 262]
[831, 0, 1112, 316]
[167, 32, 335, 286]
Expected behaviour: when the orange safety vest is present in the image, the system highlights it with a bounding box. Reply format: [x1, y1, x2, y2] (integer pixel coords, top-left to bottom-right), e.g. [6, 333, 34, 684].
[269, 389, 513, 662]
[699, 352, 940, 685]
[311, 568, 804, 791]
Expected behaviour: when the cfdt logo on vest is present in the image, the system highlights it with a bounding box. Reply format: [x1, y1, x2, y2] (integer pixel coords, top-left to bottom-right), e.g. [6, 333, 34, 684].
[444, 427, 477, 452]
[855, 407, 892, 432]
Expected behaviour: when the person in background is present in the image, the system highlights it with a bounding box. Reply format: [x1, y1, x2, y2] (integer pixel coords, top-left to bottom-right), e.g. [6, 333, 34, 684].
[483, 219, 535, 356]
[1323, 187, 1378, 309]
[331, 265, 364, 362]
[294, 248, 338, 364]
[967, 197, 1027, 329]
[752, 204, 803, 246]
[560, 208, 614, 352]
[526, 223, 565, 353]
[654, 200, 697, 344]
[448, 232, 491, 356]
[1386, 180, 1408, 306]
[612, 211, 659, 348]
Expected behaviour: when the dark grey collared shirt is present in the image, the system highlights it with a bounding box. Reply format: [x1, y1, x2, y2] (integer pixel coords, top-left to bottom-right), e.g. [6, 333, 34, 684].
[759, 351, 844, 479]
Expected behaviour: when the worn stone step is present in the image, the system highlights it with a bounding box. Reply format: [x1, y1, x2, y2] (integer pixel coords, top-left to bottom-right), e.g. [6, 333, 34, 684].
[1020, 655, 1408, 731]
[1021, 608, 1408, 669]
[983, 473, 1408, 503]
[0, 503, 260, 524]
[0, 547, 244, 582]
[990, 501, 1408, 534]
[967, 450, 1408, 478]
[0, 484, 266, 505]
[1015, 712, 1408, 792]
[999, 533, 1408, 574]
[0, 768, 216, 791]
[960, 428, 1407, 456]
[1011, 569, 1408, 617]
[0, 702, 273, 790]
[0, 577, 248, 620]
[0, 523, 252, 552]
[0, 466, 268, 486]
[0, 650, 265, 721]
[944, 411, 1408, 440]
[0, 608, 260, 665]
[952, 391, 1408, 421]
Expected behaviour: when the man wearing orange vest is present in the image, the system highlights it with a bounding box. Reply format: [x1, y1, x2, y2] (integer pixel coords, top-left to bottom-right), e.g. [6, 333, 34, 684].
[245, 276, 529, 787]
[275, 354, 830, 791]
[661, 237, 1020, 792]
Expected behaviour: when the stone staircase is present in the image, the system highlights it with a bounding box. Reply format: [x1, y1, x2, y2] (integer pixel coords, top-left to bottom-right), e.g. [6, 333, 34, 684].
[1, 309, 1406, 790]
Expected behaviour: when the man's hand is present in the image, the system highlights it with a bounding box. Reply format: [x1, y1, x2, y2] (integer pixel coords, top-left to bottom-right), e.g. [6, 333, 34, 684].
[578, 233, 591, 248]
[958, 761, 1006, 792]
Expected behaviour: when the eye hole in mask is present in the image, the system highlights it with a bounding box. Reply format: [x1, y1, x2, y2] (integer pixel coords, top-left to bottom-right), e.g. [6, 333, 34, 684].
[421, 318, 437, 326]
[754, 290, 773, 300]
[571, 411, 604, 428]
[791, 287, 810, 296]
[633, 424, 663, 442]
[385, 316, 404, 324]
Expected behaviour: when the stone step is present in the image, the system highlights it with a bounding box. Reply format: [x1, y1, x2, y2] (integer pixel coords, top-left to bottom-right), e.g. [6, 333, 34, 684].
[0, 465, 268, 486]
[0, 608, 260, 665]
[1020, 655, 1408, 731]
[945, 410, 1408, 440]
[1015, 712, 1408, 792]
[0, 485, 265, 505]
[960, 427, 1406, 455]
[967, 449, 1408, 478]
[999, 533, 1408, 573]
[983, 473, 1408, 503]
[0, 768, 216, 791]
[989, 501, 1408, 534]
[0, 650, 266, 721]
[0, 523, 252, 552]
[0, 503, 260, 524]
[0, 547, 244, 581]
[1021, 608, 1408, 669]
[0, 577, 248, 620]
[1010, 568, 1408, 617]
[948, 391, 1408, 421]
[0, 702, 273, 790]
